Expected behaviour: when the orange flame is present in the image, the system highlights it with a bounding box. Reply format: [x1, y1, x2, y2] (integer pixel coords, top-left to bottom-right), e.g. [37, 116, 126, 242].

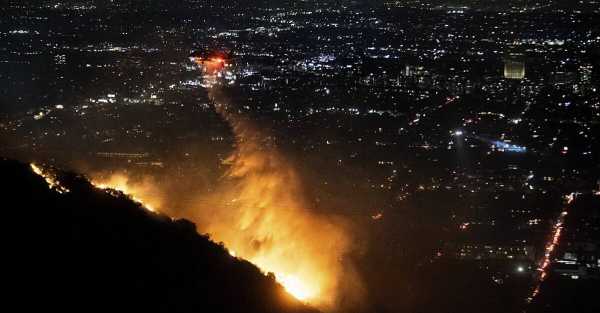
[90, 174, 162, 213]
[30, 163, 70, 194]
[87, 125, 358, 307]
[191, 56, 226, 74]
[86, 63, 362, 309]
[186, 112, 357, 307]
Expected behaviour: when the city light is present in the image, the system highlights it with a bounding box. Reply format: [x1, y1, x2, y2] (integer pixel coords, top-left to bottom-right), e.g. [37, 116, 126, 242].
[527, 193, 575, 303]
[4, 2, 600, 312]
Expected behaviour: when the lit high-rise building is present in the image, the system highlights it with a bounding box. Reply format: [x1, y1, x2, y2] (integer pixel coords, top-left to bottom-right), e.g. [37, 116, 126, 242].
[579, 64, 593, 85]
[504, 53, 526, 80]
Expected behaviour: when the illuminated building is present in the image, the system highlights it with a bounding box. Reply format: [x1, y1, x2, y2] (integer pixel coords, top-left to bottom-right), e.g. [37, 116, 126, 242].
[504, 53, 526, 80]
[579, 64, 593, 87]
[404, 64, 425, 77]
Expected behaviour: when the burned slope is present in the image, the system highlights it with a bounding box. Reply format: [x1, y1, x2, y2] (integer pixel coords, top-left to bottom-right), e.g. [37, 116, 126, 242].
[1, 159, 317, 313]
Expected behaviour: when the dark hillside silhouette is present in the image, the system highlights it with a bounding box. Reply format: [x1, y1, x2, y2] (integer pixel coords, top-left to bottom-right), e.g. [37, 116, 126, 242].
[0, 158, 318, 313]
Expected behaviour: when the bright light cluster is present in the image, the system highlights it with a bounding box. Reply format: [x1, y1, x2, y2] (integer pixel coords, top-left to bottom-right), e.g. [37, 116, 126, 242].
[91, 181, 156, 212]
[30, 163, 70, 194]
[527, 193, 574, 303]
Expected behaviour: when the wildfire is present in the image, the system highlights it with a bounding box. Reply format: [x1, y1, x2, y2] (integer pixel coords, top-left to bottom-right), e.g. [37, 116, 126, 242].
[89, 168, 348, 305]
[30, 163, 70, 194]
[187, 116, 352, 306]
[31, 160, 339, 304]
[278, 274, 315, 301]
[187, 83, 357, 307]
[84, 139, 349, 307]
[90, 174, 160, 213]
[165, 57, 359, 307]
[190, 56, 227, 75]
[87, 165, 344, 305]
[80, 56, 360, 308]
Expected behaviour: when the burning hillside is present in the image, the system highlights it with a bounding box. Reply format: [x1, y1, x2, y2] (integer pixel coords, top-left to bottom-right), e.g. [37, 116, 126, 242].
[186, 101, 359, 307]
[75, 60, 363, 310]
[3, 159, 318, 313]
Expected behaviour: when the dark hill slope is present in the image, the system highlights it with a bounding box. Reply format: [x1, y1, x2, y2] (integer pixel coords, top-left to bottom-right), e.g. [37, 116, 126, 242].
[1, 159, 318, 313]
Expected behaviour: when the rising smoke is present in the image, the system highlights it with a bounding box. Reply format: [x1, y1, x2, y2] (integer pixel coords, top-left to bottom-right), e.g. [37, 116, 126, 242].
[184, 87, 363, 309]
[89, 86, 364, 310]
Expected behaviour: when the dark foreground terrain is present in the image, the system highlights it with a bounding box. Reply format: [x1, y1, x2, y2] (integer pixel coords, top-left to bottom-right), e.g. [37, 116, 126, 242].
[0, 158, 317, 313]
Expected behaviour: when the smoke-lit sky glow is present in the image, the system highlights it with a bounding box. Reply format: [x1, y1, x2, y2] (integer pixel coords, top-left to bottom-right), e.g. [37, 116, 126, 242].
[91, 174, 160, 213]
[80, 65, 361, 308]
[194, 103, 355, 306]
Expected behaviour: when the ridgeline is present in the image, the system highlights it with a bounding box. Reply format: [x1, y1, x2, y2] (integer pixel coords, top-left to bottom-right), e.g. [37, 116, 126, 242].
[1, 159, 318, 313]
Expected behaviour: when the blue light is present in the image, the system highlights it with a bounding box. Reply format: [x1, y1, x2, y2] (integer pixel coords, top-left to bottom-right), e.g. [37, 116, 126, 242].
[492, 141, 527, 153]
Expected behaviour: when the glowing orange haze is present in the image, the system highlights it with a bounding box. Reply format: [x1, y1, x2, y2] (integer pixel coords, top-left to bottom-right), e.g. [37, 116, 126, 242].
[91, 174, 162, 213]
[89, 100, 361, 310]
[193, 108, 356, 307]
[191, 57, 226, 74]
[90, 122, 357, 307]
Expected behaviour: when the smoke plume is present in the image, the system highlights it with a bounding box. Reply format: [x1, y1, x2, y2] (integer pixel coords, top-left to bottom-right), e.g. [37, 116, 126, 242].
[87, 85, 363, 310]
[180, 87, 362, 309]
